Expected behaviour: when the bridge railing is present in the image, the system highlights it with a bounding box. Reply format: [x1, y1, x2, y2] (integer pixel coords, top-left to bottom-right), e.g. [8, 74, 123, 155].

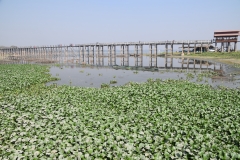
[0, 40, 213, 49]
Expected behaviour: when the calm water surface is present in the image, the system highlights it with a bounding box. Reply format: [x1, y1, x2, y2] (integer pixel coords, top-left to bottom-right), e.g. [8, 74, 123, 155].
[47, 57, 240, 89]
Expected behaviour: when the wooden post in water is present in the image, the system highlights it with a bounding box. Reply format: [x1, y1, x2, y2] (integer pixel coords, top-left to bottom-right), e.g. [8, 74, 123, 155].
[140, 44, 143, 67]
[165, 43, 168, 56]
[154, 44, 157, 67]
[121, 45, 124, 66]
[165, 56, 167, 68]
[194, 59, 196, 69]
[125, 45, 129, 66]
[149, 44, 152, 67]
[100, 45, 104, 66]
[182, 43, 184, 56]
[221, 42, 224, 52]
[108, 45, 111, 66]
[194, 41, 196, 54]
[112, 45, 116, 65]
[135, 44, 138, 66]
[181, 58, 184, 69]
[170, 57, 173, 69]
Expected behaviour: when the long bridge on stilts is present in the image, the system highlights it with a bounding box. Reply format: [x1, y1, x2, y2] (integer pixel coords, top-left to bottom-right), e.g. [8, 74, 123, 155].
[0, 40, 213, 67]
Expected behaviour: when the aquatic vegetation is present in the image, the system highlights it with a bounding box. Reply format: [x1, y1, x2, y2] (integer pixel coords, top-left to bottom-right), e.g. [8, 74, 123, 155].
[100, 83, 110, 88]
[110, 80, 117, 84]
[79, 70, 84, 73]
[55, 64, 61, 67]
[0, 64, 240, 159]
[0, 64, 58, 94]
[186, 72, 195, 80]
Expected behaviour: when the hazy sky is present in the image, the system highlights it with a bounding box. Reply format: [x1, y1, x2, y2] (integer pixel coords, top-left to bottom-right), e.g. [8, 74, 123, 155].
[0, 0, 240, 48]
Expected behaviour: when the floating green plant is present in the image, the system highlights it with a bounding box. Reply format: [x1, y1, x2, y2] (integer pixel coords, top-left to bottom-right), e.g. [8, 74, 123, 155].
[110, 80, 117, 84]
[0, 64, 240, 159]
[100, 83, 110, 88]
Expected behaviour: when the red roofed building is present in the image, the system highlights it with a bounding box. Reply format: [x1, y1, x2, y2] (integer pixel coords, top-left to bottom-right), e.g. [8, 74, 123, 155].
[214, 30, 240, 52]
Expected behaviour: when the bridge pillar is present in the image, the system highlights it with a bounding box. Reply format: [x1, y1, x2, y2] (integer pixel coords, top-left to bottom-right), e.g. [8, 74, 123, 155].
[154, 44, 157, 67]
[100, 46, 104, 66]
[121, 45, 124, 66]
[165, 43, 168, 56]
[221, 43, 224, 52]
[194, 41, 196, 54]
[125, 45, 129, 66]
[108, 45, 112, 66]
[86, 46, 90, 64]
[181, 43, 184, 56]
[90, 46, 94, 65]
[112, 45, 116, 65]
[228, 42, 231, 52]
[201, 42, 203, 53]
[187, 43, 190, 55]
[171, 43, 173, 56]
[134, 44, 138, 66]
[234, 42, 237, 52]
[149, 44, 152, 66]
[215, 41, 217, 52]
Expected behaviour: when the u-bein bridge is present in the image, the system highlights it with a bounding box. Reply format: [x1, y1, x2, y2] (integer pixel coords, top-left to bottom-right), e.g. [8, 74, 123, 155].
[0, 40, 212, 67]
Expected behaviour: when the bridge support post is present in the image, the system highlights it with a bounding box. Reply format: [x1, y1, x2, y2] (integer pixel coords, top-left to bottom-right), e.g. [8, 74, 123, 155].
[140, 45, 143, 67]
[201, 42, 203, 53]
[149, 44, 152, 67]
[228, 42, 230, 52]
[100, 46, 104, 65]
[121, 45, 124, 66]
[154, 44, 157, 67]
[87, 46, 89, 64]
[91, 46, 94, 65]
[181, 43, 184, 56]
[108, 45, 112, 66]
[135, 44, 138, 66]
[113, 45, 116, 65]
[215, 41, 217, 52]
[194, 41, 196, 54]
[187, 42, 190, 55]
[165, 56, 167, 68]
[165, 43, 168, 56]
[171, 43, 173, 56]
[234, 42, 237, 52]
[125, 45, 129, 66]
[221, 43, 224, 52]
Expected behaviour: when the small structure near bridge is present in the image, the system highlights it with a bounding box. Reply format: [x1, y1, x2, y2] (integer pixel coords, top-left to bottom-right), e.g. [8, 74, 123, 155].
[214, 30, 240, 52]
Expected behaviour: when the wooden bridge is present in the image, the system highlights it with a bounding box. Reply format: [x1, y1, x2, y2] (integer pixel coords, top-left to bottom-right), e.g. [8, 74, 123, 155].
[0, 40, 212, 67]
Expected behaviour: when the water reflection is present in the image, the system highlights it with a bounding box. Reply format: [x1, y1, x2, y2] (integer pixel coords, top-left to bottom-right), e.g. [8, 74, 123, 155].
[1, 56, 239, 89]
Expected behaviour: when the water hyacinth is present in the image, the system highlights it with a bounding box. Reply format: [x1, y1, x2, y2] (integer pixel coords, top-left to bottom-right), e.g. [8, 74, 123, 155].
[0, 64, 240, 159]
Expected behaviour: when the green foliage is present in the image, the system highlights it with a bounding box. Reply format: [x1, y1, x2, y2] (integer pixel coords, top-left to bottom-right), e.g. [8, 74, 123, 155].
[0, 64, 240, 159]
[186, 72, 195, 80]
[189, 51, 240, 59]
[110, 80, 117, 84]
[100, 83, 110, 88]
[0, 64, 58, 94]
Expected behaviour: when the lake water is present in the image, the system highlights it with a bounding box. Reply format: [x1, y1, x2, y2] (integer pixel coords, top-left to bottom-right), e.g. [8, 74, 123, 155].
[46, 56, 240, 89]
